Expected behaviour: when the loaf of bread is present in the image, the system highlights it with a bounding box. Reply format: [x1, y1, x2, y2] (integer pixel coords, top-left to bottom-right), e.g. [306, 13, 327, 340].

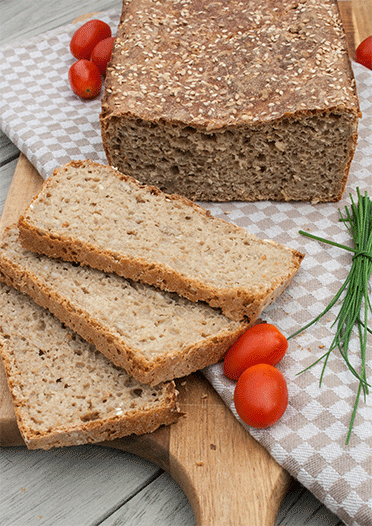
[0, 281, 181, 450]
[18, 160, 304, 322]
[0, 226, 248, 385]
[100, 0, 360, 203]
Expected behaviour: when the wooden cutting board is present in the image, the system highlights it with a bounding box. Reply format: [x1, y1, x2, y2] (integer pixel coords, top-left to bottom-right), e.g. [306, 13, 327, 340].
[0, 154, 291, 525]
[0, 3, 370, 523]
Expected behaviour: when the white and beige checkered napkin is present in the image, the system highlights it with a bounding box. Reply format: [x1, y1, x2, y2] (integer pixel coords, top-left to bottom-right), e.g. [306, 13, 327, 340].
[1, 10, 372, 526]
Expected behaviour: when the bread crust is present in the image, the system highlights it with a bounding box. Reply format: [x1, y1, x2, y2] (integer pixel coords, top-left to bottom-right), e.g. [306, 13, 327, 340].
[18, 224, 303, 322]
[18, 160, 304, 323]
[103, 0, 360, 130]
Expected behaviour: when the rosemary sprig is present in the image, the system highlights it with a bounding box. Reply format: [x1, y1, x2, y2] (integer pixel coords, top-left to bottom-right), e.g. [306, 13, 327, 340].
[288, 188, 372, 444]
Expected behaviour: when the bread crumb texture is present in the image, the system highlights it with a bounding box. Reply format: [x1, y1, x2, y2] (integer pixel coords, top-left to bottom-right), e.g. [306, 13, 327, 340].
[101, 0, 360, 202]
[18, 160, 304, 322]
[0, 282, 180, 449]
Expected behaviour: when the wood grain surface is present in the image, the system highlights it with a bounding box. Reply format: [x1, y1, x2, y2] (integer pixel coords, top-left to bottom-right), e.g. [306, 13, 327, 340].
[338, 0, 372, 57]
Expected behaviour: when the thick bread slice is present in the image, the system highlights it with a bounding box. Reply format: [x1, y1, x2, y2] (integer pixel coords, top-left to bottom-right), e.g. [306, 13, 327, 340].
[18, 160, 304, 321]
[0, 227, 248, 385]
[0, 281, 181, 450]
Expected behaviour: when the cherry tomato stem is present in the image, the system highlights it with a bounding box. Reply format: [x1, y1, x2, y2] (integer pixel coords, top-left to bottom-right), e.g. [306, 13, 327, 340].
[68, 59, 102, 99]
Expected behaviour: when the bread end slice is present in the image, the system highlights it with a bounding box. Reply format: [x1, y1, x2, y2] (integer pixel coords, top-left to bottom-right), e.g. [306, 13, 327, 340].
[0, 282, 181, 450]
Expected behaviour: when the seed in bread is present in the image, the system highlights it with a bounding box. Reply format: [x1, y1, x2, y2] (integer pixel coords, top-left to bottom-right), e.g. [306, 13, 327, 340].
[100, 0, 360, 203]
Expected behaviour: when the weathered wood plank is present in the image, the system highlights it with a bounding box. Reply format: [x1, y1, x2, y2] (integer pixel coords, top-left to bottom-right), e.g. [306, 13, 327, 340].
[0, 445, 162, 526]
[0, 134, 19, 165]
[276, 480, 343, 526]
[100, 472, 195, 526]
[0, 158, 18, 217]
[0, 0, 122, 46]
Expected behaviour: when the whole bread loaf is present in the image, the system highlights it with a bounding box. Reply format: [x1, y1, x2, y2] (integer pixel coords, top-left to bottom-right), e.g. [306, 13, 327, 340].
[0, 226, 248, 385]
[0, 281, 181, 450]
[101, 0, 360, 203]
[18, 160, 304, 322]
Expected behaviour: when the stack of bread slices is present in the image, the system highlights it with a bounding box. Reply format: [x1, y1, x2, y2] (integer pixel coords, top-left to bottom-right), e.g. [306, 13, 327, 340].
[0, 160, 304, 449]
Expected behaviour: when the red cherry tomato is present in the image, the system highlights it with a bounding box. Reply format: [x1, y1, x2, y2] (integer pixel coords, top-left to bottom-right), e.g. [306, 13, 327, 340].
[223, 323, 288, 381]
[234, 364, 288, 428]
[70, 19, 112, 60]
[68, 60, 102, 99]
[91, 36, 115, 76]
[356, 36, 372, 70]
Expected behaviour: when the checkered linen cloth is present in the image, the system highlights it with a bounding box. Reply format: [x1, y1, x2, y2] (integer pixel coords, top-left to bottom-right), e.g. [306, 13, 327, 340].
[1, 10, 372, 526]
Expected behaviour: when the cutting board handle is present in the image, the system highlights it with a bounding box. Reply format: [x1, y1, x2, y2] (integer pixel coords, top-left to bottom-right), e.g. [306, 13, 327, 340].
[0, 368, 291, 525]
[106, 373, 291, 525]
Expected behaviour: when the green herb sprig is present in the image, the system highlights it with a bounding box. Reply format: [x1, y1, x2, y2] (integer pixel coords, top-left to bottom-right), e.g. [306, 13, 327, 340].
[288, 188, 372, 444]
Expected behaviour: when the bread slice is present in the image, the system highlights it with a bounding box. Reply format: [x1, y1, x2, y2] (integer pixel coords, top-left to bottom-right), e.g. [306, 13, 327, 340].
[0, 281, 181, 450]
[100, 0, 360, 203]
[18, 160, 304, 322]
[0, 226, 248, 385]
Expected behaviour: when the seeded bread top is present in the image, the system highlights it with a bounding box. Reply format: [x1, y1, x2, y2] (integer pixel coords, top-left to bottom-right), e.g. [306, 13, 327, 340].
[102, 0, 360, 131]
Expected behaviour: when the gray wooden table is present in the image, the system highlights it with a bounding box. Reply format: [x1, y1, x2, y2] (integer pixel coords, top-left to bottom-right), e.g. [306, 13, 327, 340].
[0, 1, 345, 524]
